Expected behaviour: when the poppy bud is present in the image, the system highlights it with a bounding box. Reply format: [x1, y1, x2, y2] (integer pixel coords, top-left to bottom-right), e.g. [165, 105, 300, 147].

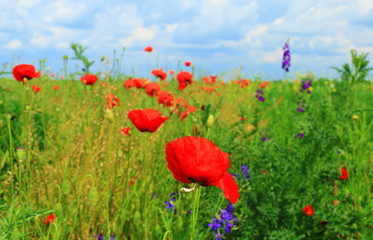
[16, 146, 25, 161]
[63, 55, 68, 60]
[106, 109, 114, 122]
[117, 149, 123, 158]
[352, 114, 359, 121]
[25, 104, 30, 113]
[55, 202, 63, 216]
[134, 211, 141, 223]
[101, 55, 105, 61]
[206, 115, 214, 127]
[62, 180, 70, 195]
[88, 186, 98, 206]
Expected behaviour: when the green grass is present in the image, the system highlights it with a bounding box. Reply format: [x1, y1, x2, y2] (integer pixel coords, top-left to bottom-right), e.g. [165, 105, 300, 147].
[0, 73, 372, 239]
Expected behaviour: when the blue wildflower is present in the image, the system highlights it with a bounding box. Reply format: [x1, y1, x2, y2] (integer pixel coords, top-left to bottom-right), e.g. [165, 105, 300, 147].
[208, 217, 222, 232]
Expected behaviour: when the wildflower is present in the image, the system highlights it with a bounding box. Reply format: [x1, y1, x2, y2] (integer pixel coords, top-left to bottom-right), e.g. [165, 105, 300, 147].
[352, 114, 360, 121]
[282, 39, 291, 72]
[151, 68, 167, 81]
[165, 137, 240, 204]
[121, 127, 130, 136]
[165, 192, 178, 213]
[340, 166, 348, 180]
[185, 61, 191, 67]
[81, 73, 98, 86]
[298, 133, 304, 138]
[303, 205, 314, 216]
[105, 94, 120, 110]
[144, 46, 153, 52]
[44, 214, 55, 225]
[187, 105, 197, 113]
[32, 85, 41, 93]
[262, 136, 271, 142]
[157, 90, 174, 107]
[177, 71, 192, 90]
[208, 217, 222, 232]
[12, 64, 41, 83]
[128, 109, 168, 133]
[297, 100, 305, 112]
[51, 73, 55, 78]
[144, 82, 161, 97]
[240, 164, 249, 179]
[176, 98, 188, 109]
[181, 111, 188, 122]
[300, 79, 312, 93]
[53, 85, 60, 90]
[255, 89, 265, 102]
[97, 234, 116, 240]
[169, 70, 175, 74]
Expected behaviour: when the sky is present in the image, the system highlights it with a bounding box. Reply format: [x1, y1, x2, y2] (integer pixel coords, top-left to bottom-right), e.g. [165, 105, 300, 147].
[1, 0, 373, 80]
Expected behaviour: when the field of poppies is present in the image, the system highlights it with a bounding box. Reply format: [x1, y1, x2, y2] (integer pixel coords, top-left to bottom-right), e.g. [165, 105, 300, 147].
[0, 51, 372, 240]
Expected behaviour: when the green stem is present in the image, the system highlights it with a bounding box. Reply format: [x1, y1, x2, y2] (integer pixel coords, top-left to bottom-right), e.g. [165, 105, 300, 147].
[68, 174, 95, 240]
[7, 119, 15, 204]
[17, 152, 27, 240]
[191, 184, 201, 240]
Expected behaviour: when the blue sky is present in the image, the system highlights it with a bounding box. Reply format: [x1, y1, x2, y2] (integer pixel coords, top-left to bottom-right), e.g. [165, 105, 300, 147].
[1, 0, 373, 80]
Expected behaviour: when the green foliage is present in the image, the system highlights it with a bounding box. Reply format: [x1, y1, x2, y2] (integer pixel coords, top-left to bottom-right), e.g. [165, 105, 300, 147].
[70, 43, 95, 74]
[331, 49, 373, 83]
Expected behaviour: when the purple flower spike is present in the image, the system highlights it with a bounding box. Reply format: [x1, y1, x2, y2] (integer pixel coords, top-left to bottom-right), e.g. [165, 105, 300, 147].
[282, 39, 291, 72]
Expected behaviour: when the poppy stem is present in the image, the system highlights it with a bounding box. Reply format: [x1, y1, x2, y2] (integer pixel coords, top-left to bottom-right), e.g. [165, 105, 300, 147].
[191, 184, 201, 240]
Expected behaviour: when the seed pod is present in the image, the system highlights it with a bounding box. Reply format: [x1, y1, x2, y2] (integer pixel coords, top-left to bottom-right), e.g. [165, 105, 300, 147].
[16, 146, 25, 161]
[62, 180, 70, 195]
[55, 203, 63, 216]
[133, 210, 141, 223]
[88, 186, 98, 206]
[352, 114, 360, 121]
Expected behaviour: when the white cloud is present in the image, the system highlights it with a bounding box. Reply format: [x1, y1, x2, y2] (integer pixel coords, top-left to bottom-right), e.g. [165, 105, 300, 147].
[5, 40, 22, 49]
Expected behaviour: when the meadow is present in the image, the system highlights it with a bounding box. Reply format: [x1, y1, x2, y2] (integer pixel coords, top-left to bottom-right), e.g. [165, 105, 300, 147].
[0, 57, 372, 239]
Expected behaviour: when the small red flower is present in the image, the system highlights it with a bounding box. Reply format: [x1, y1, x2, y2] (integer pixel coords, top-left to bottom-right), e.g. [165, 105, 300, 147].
[340, 166, 348, 180]
[81, 74, 98, 86]
[185, 61, 191, 67]
[176, 98, 188, 109]
[188, 105, 197, 113]
[166, 137, 240, 204]
[151, 68, 167, 81]
[121, 127, 130, 136]
[51, 73, 55, 78]
[177, 71, 192, 90]
[128, 109, 168, 133]
[303, 205, 314, 216]
[181, 111, 188, 121]
[157, 90, 174, 107]
[260, 83, 266, 89]
[105, 94, 120, 110]
[13, 64, 41, 83]
[60, 76, 64, 80]
[144, 46, 153, 52]
[32, 85, 41, 93]
[53, 85, 60, 90]
[169, 70, 175, 74]
[145, 82, 161, 97]
[263, 81, 269, 85]
[241, 117, 245, 121]
[100, 82, 107, 87]
[45, 214, 55, 225]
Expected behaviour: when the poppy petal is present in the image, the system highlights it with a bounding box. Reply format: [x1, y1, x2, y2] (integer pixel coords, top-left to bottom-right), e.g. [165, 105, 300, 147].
[210, 172, 240, 204]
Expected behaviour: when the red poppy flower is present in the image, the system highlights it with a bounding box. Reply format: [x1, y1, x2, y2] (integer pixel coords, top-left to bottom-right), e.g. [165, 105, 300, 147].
[303, 205, 314, 216]
[188, 105, 197, 113]
[144, 46, 153, 52]
[157, 90, 174, 107]
[241, 78, 250, 85]
[169, 70, 175, 74]
[151, 68, 167, 81]
[105, 94, 120, 110]
[121, 127, 130, 136]
[45, 214, 55, 225]
[181, 111, 188, 121]
[260, 83, 266, 89]
[81, 74, 98, 86]
[176, 98, 188, 109]
[128, 109, 168, 133]
[340, 166, 348, 180]
[53, 85, 60, 90]
[185, 61, 191, 67]
[32, 85, 41, 93]
[135, 78, 147, 88]
[13, 64, 41, 83]
[177, 71, 192, 90]
[166, 137, 239, 204]
[51, 73, 55, 78]
[145, 82, 161, 97]
[100, 82, 107, 87]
